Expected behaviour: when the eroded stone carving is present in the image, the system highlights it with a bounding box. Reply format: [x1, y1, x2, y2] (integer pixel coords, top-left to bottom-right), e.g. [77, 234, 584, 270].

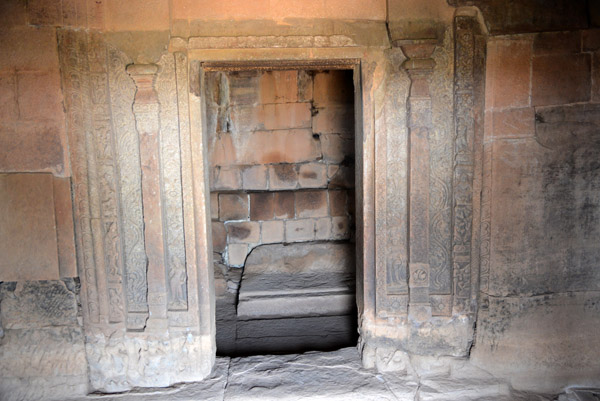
[86, 331, 211, 392]
[429, 29, 455, 299]
[0, 280, 88, 401]
[452, 15, 485, 314]
[157, 53, 188, 311]
[107, 43, 148, 324]
[88, 33, 126, 324]
[128, 63, 169, 330]
[58, 29, 101, 324]
[402, 42, 437, 322]
[59, 30, 212, 391]
[374, 49, 411, 319]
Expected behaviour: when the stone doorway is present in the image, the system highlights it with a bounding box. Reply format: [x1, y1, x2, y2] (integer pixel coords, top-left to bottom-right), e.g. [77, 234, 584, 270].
[202, 64, 359, 356]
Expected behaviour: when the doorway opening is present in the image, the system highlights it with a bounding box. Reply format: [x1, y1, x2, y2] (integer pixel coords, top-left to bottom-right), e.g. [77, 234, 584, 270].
[204, 64, 358, 356]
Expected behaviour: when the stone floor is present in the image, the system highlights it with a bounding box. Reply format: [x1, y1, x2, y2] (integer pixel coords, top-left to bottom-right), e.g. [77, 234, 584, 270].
[65, 347, 573, 401]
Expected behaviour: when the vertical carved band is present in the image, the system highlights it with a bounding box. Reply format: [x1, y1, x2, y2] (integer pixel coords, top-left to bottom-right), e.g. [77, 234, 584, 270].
[402, 44, 437, 322]
[58, 30, 127, 325]
[452, 15, 485, 315]
[127, 64, 168, 331]
[157, 54, 188, 312]
[107, 46, 148, 329]
[58, 30, 100, 324]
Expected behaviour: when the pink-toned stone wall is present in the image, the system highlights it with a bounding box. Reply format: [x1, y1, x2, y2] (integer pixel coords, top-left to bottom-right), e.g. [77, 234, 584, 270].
[0, 0, 77, 281]
[473, 29, 600, 393]
[171, 0, 386, 22]
[0, 1, 69, 176]
[206, 69, 355, 269]
[0, 4, 85, 399]
[11, 0, 385, 33]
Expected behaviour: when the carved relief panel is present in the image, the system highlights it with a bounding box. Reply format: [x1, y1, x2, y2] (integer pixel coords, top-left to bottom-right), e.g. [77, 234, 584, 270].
[372, 13, 485, 336]
[58, 30, 212, 391]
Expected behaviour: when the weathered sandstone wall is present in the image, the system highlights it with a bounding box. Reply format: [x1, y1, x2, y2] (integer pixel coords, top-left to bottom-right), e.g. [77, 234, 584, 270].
[472, 28, 600, 393]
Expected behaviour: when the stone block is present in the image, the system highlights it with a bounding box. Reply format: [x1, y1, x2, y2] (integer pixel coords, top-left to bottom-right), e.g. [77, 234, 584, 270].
[328, 165, 355, 188]
[252, 129, 319, 164]
[274, 191, 295, 219]
[269, 164, 298, 190]
[583, 29, 600, 51]
[226, 221, 260, 244]
[298, 162, 328, 188]
[171, 0, 270, 21]
[0, 375, 88, 401]
[592, 52, 600, 102]
[486, 107, 535, 138]
[315, 217, 332, 240]
[61, 0, 88, 28]
[242, 165, 268, 190]
[321, 133, 354, 164]
[214, 262, 227, 297]
[296, 190, 328, 218]
[347, 190, 355, 218]
[329, 190, 348, 216]
[53, 177, 76, 278]
[535, 103, 600, 147]
[260, 70, 298, 104]
[312, 104, 355, 134]
[0, 26, 59, 72]
[0, 0, 27, 27]
[227, 243, 248, 267]
[533, 31, 581, 55]
[27, 0, 62, 26]
[449, 0, 587, 36]
[212, 221, 227, 252]
[172, 0, 385, 21]
[0, 73, 18, 122]
[212, 129, 320, 166]
[472, 292, 600, 394]
[207, 114, 229, 155]
[297, 70, 313, 102]
[261, 220, 284, 243]
[0, 173, 59, 281]
[532, 53, 591, 106]
[332, 216, 350, 239]
[285, 219, 315, 242]
[230, 103, 311, 131]
[322, 0, 386, 20]
[219, 193, 248, 221]
[488, 131, 600, 297]
[242, 241, 355, 275]
[86, 0, 106, 29]
[105, 0, 169, 31]
[0, 120, 65, 174]
[211, 166, 241, 191]
[0, 326, 87, 378]
[210, 192, 219, 220]
[227, 71, 260, 106]
[485, 38, 532, 110]
[0, 281, 77, 329]
[313, 70, 354, 106]
[250, 192, 274, 221]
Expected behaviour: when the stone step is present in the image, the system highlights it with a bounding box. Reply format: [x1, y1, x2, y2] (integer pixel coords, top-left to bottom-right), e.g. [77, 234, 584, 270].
[236, 242, 356, 319]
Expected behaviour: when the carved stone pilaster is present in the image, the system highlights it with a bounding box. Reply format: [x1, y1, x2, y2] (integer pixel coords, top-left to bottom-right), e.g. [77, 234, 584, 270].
[452, 14, 486, 315]
[127, 64, 168, 332]
[401, 43, 437, 322]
